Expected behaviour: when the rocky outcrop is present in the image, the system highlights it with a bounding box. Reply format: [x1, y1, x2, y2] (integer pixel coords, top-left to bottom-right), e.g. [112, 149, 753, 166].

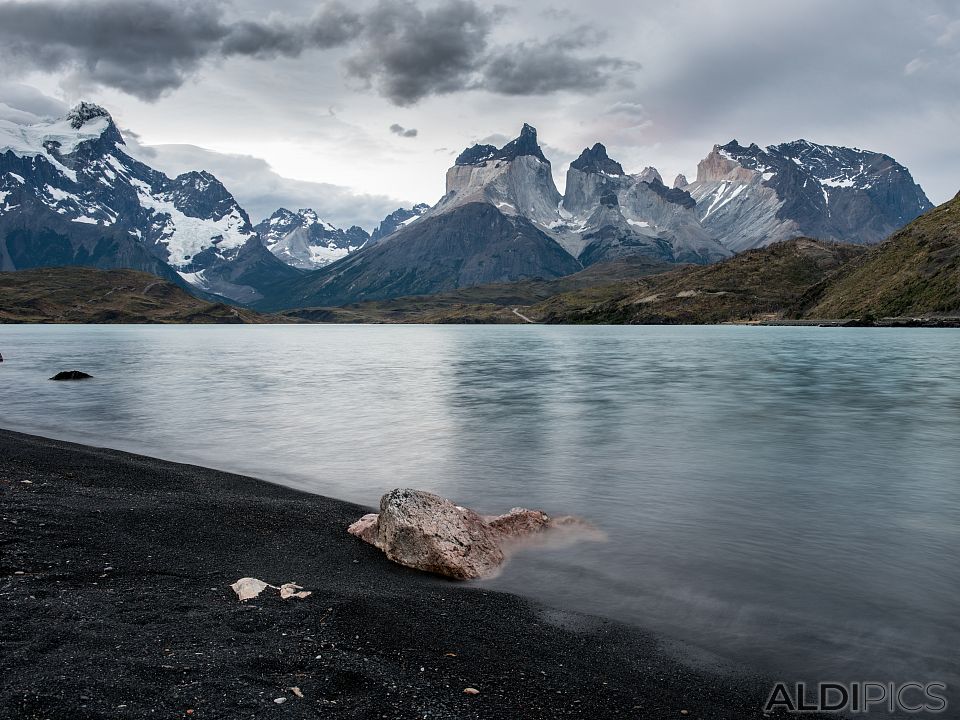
[636, 167, 663, 185]
[441, 124, 562, 228]
[569, 143, 624, 176]
[455, 123, 548, 166]
[66, 102, 112, 130]
[348, 489, 592, 580]
[673, 174, 688, 189]
[50, 370, 92, 380]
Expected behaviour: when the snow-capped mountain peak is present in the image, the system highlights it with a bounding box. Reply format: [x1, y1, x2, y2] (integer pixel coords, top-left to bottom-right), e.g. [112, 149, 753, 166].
[66, 102, 113, 130]
[685, 138, 933, 251]
[1, 102, 294, 302]
[253, 207, 370, 270]
[0, 103, 117, 169]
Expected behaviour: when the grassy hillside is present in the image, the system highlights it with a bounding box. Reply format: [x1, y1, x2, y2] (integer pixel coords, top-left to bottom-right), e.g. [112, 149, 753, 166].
[795, 193, 960, 319]
[0, 267, 278, 323]
[282, 255, 674, 323]
[531, 238, 866, 324]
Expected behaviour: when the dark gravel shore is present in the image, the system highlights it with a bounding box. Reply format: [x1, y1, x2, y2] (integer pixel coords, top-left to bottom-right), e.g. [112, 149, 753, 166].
[0, 428, 815, 719]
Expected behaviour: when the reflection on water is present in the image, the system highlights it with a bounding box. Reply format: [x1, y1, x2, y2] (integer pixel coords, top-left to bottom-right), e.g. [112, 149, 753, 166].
[1, 324, 958, 697]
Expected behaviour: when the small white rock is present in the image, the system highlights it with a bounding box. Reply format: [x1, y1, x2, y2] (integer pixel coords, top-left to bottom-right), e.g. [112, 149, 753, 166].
[231, 577, 271, 601]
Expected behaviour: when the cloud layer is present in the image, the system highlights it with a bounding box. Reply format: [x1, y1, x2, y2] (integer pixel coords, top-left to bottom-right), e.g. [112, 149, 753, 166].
[389, 123, 418, 138]
[0, 0, 635, 104]
[123, 139, 405, 230]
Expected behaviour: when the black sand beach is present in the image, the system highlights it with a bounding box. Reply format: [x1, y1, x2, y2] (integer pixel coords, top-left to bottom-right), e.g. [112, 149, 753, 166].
[0, 428, 819, 719]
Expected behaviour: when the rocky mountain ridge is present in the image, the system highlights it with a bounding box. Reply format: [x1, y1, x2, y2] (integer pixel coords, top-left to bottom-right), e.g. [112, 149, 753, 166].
[254, 208, 369, 270]
[684, 139, 932, 252]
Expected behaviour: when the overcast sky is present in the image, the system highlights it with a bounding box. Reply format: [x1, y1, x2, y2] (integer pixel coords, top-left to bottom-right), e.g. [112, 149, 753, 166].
[1, 0, 958, 229]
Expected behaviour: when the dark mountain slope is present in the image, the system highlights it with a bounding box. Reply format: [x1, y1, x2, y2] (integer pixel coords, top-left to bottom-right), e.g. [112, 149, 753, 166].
[258, 202, 582, 310]
[794, 193, 960, 318]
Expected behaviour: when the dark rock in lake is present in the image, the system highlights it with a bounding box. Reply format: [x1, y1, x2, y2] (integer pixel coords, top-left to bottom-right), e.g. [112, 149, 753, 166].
[50, 370, 93, 381]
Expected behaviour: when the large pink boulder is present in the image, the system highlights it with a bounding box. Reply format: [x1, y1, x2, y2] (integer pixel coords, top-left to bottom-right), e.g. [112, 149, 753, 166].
[347, 489, 586, 580]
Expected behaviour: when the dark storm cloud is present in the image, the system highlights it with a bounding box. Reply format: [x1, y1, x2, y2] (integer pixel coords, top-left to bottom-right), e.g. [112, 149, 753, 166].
[343, 0, 493, 105]
[483, 40, 639, 96]
[389, 123, 418, 138]
[220, 4, 363, 58]
[343, 2, 634, 105]
[480, 24, 638, 96]
[0, 0, 634, 104]
[0, 0, 228, 99]
[0, 0, 365, 99]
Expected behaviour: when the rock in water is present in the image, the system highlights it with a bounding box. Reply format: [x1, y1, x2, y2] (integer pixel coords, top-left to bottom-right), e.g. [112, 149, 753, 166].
[372, 489, 503, 580]
[50, 370, 93, 381]
[486, 508, 551, 536]
[348, 489, 592, 579]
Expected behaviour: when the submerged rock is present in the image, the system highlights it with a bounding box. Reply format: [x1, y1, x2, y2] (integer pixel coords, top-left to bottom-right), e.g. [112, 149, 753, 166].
[348, 488, 598, 579]
[50, 370, 93, 381]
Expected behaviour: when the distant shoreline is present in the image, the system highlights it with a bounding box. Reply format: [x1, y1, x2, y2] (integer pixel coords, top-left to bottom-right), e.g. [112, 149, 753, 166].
[0, 427, 829, 719]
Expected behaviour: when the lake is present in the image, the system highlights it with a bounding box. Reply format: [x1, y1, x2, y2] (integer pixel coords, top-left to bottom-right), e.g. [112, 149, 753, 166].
[1, 324, 958, 698]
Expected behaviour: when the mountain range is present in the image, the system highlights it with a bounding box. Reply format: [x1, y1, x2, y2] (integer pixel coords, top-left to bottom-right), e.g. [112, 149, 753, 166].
[0, 102, 297, 304]
[0, 102, 935, 310]
[686, 140, 933, 252]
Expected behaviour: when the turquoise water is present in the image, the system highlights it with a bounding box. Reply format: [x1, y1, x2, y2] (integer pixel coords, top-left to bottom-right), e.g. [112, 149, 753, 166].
[1, 324, 958, 695]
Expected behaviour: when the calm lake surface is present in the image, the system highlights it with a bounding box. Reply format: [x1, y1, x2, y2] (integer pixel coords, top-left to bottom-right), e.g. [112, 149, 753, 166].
[1, 325, 958, 694]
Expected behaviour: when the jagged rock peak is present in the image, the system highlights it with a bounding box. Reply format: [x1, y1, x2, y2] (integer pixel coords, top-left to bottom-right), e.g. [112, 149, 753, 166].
[174, 169, 221, 186]
[371, 203, 430, 241]
[643, 177, 697, 209]
[67, 102, 113, 129]
[673, 173, 688, 189]
[500, 123, 548, 163]
[267, 207, 298, 220]
[570, 143, 624, 175]
[455, 123, 548, 166]
[636, 166, 663, 184]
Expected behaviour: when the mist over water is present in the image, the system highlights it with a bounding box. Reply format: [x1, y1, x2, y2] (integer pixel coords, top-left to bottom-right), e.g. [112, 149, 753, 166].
[2, 325, 958, 699]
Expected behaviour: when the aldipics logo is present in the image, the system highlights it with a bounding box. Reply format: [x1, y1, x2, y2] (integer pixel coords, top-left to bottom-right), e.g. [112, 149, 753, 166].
[764, 682, 948, 714]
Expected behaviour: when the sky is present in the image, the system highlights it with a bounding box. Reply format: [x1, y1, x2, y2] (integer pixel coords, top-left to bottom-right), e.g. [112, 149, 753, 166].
[0, 0, 958, 230]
